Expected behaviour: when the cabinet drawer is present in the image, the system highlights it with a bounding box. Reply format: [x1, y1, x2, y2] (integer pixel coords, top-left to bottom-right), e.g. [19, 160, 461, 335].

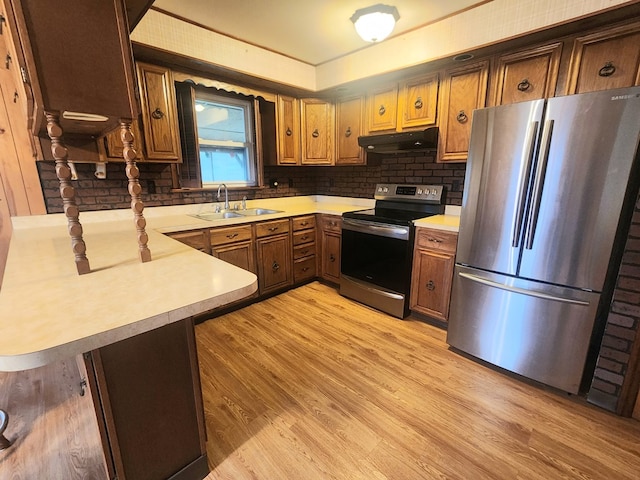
[320, 215, 342, 232]
[294, 256, 317, 282]
[292, 215, 316, 231]
[294, 243, 316, 260]
[255, 219, 290, 238]
[210, 225, 252, 246]
[167, 230, 209, 253]
[293, 229, 315, 246]
[416, 228, 458, 254]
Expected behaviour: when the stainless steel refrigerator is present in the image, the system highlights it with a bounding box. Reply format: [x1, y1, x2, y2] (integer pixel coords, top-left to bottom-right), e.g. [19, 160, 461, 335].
[447, 86, 640, 394]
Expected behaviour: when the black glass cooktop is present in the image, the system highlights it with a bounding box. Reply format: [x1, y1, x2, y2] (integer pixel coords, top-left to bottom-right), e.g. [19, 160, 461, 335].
[343, 207, 440, 227]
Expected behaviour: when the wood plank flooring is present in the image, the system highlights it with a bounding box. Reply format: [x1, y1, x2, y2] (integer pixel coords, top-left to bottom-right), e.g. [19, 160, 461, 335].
[197, 282, 640, 480]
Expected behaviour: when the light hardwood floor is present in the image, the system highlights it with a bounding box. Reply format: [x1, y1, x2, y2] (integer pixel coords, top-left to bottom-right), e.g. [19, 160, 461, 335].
[198, 282, 640, 480]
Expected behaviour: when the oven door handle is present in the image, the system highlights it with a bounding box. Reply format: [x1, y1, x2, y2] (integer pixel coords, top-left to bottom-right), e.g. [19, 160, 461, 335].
[342, 218, 410, 240]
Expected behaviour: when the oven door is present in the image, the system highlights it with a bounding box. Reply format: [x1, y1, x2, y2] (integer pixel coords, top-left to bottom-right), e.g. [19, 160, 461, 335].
[340, 218, 413, 318]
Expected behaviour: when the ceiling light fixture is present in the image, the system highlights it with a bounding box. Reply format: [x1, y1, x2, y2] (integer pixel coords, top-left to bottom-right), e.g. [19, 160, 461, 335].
[350, 4, 400, 43]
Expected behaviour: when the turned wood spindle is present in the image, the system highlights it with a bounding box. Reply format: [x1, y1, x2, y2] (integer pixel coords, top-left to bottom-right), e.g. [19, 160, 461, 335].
[120, 120, 151, 263]
[45, 111, 90, 275]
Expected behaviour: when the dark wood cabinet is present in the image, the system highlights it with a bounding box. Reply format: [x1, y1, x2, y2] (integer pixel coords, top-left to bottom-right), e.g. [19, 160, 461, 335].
[319, 214, 342, 284]
[492, 43, 562, 105]
[256, 219, 292, 295]
[410, 228, 457, 322]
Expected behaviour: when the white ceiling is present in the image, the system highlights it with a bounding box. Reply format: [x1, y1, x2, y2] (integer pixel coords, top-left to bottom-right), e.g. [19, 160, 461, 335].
[151, 0, 488, 65]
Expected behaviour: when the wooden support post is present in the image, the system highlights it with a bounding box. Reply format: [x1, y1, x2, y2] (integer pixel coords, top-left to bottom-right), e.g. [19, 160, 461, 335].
[120, 120, 151, 262]
[45, 112, 90, 275]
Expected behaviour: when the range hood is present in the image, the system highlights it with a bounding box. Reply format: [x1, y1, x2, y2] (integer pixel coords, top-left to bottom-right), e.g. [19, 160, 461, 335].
[358, 127, 438, 154]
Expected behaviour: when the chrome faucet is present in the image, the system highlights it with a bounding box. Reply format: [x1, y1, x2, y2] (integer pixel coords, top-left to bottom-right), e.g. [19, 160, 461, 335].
[216, 183, 230, 211]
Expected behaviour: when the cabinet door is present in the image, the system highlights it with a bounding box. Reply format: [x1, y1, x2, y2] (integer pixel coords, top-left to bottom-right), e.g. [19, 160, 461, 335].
[567, 22, 640, 94]
[398, 73, 439, 129]
[410, 249, 455, 321]
[301, 98, 334, 165]
[98, 119, 146, 161]
[437, 60, 489, 163]
[492, 43, 562, 106]
[335, 96, 365, 165]
[212, 241, 256, 274]
[321, 230, 341, 283]
[257, 234, 292, 295]
[367, 86, 398, 132]
[276, 95, 300, 165]
[136, 62, 182, 161]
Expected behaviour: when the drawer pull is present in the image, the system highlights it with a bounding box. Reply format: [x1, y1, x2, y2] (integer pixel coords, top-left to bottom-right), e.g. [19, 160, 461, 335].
[272, 261, 280, 272]
[300, 221, 308, 226]
[345, 127, 352, 137]
[300, 250, 309, 255]
[414, 97, 423, 109]
[302, 267, 310, 272]
[426, 280, 436, 291]
[300, 235, 308, 241]
[598, 61, 616, 77]
[268, 226, 279, 232]
[5, 53, 10, 69]
[226, 233, 239, 239]
[456, 110, 468, 123]
[427, 237, 442, 243]
[286, 127, 292, 136]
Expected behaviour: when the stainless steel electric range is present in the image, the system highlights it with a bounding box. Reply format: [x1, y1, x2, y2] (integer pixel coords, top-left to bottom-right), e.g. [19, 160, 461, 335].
[340, 184, 447, 318]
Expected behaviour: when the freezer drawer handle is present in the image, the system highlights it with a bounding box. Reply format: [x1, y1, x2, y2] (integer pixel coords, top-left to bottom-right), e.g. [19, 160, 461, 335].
[459, 272, 590, 306]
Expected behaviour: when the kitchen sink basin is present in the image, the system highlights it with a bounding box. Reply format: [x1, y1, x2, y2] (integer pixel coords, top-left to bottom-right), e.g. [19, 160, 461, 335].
[237, 208, 283, 216]
[191, 211, 244, 221]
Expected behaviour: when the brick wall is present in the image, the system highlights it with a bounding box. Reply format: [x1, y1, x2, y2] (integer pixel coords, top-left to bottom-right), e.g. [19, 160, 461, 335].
[37, 152, 465, 213]
[588, 194, 640, 414]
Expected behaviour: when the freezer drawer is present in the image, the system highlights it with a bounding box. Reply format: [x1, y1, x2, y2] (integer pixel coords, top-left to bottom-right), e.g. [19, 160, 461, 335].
[447, 265, 601, 394]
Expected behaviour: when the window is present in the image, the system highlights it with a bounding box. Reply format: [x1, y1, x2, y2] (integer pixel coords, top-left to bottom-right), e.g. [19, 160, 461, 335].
[175, 82, 274, 190]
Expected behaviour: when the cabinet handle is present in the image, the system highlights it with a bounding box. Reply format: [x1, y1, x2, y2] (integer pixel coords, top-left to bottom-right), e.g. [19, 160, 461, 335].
[0, 128, 5, 135]
[268, 226, 279, 232]
[456, 110, 468, 123]
[426, 280, 436, 291]
[0, 14, 5, 35]
[378, 105, 386, 116]
[427, 237, 442, 243]
[312, 128, 319, 138]
[226, 233, 238, 239]
[598, 61, 616, 77]
[300, 250, 309, 255]
[414, 97, 423, 109]
[329, 254, 336, 262]
[0, 409, 11, 451]
[151, 108, 165, 120]
[5, 53, 10, 69]
[345, 126, 352, 137]
[302, 267, 309, 272]
[300, 221, 308, 226]
[300, 235, 308, 241]
[272, 261, 280, 272]
[286, 127, 292, 136]
[13, 91, 18, 103]
[517, 79, 531, 91]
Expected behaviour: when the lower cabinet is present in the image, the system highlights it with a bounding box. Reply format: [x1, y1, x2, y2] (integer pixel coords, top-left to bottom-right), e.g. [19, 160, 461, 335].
[210, 225, 255, 273]
[292, 215, 317, 283]
[319, 214, 342, 283]
[81, 319, 208, 480]
[166, 229, 210, 254]
[255, 219, 292, 295]
[410, 227, 458, 322]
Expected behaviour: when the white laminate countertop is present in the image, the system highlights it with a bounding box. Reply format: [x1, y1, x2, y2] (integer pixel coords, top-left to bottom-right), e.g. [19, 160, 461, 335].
[0, 195, 458, 372]
[413, 205, 461, 233]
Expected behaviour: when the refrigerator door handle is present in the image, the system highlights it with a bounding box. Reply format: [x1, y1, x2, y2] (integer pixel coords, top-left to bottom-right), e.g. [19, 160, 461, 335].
[512, 121, 539, 248]
[458, 272, 590, 306]
[524, 119, 554, 250]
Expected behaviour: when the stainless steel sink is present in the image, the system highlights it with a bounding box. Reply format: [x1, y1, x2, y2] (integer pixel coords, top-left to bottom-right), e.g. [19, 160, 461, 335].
[237, 208, 283, 216]
[190, 211, 244, 221]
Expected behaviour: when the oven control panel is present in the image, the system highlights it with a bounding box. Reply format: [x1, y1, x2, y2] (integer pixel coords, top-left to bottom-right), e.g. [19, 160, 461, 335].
[374, 184, 445, 203]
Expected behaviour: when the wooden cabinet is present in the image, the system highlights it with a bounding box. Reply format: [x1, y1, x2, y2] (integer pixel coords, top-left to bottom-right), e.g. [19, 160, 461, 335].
[437, 60, 489, 163]
[210, 225, 255, 273]
[167, 229, 210, 254]
[97, 118, 147, 162]
[136, 62, 182, 161]
[319, 214, 342, 284]
[492, 43, 562, 106]
[300, 98, 334, 165]
[367, 85, 398, 132]
[83, 319, 208, 480]
[397, 73, 439, 129]
[335, 95, 365, 165]
[292, 215, 317, 283]
[410, 228, 458, 322]
[275, 95, 300, 165]
[256, 218, 292, 295]
[566, 22, 640, 94]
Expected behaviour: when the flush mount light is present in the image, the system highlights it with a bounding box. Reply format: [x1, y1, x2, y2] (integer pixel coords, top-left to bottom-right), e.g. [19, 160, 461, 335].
[351, 4, 400, 43]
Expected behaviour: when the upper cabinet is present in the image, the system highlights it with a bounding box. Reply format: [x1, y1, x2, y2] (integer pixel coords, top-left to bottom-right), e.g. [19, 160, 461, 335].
[366, 73, 439, 133]
[136, 62, 181, 161]
[491, 43, 562, 106]
[275, 95, 300, 165]
[335, 95, 365, 165]
[566, 21, 640, 94]
[437, 60, 489, 163]
[300, 98, 334, 165]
